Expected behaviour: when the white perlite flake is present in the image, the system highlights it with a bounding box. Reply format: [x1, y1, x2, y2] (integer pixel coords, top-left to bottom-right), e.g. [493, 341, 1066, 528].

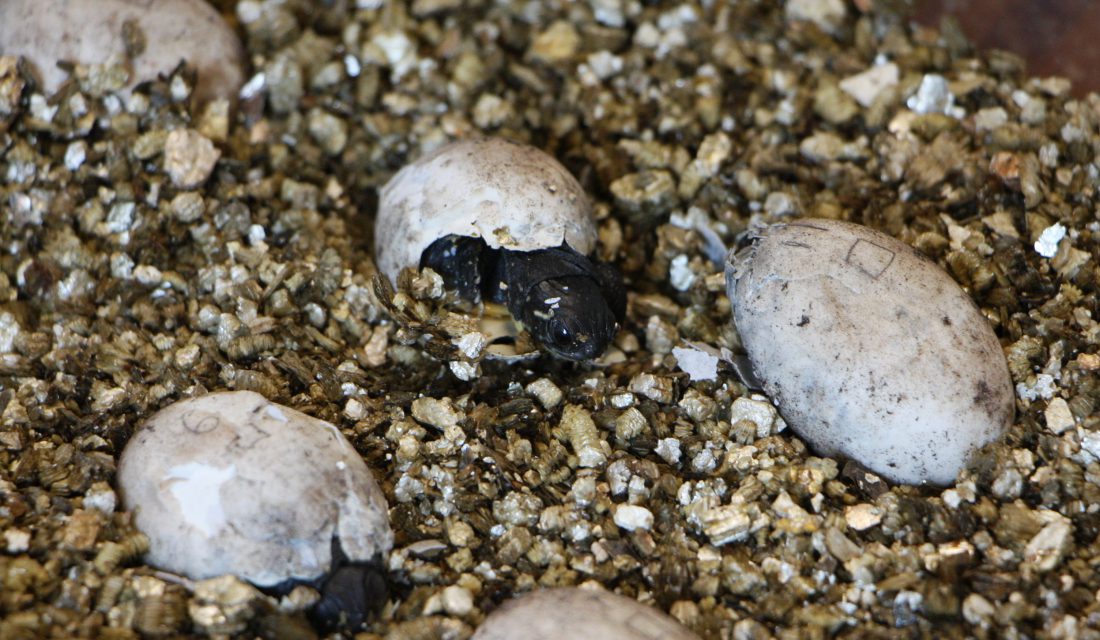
[839, 61, 898, 107]
[907, 74, 961, 117]
[411, 396, 463, 430]
[117, 391, 392, 587]
[613, 505, 654, 531]
[1034, 223, 1066, 258]
[655, 437, 682, 465]
[1023, 512, 1073, 573]
[669, 254, 696, 291]
[0, 311, 19, 353]
[1044, 397, 1075, 434]
[728, 396, 781, 438]
[164, 129, 221, 189]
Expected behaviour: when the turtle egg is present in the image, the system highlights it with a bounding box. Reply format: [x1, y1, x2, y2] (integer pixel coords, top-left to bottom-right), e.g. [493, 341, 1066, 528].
[374, 137, 596, 285]
[471, 587, 700, 640]
[726, 218, 1014, 485]
[0, 0, 245, 105]
[117, 391, 393, 596]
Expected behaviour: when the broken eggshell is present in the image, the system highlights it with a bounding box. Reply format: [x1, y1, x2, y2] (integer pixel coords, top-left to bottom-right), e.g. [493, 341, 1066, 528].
[726, 218, 1014, 485]
[0, 0, 245, 105]
[116, 391, 393, 601]
[471, 587, 700, 640]
[374, 137, 597, 285]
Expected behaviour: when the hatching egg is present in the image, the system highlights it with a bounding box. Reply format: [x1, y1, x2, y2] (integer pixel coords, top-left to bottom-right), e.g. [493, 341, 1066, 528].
[0, 0, 244, 105]
[471, 587, 700, 640]
[117, 391, 393, 589]
[376, 137, 625, 361]
[726, 218, 1014, 485]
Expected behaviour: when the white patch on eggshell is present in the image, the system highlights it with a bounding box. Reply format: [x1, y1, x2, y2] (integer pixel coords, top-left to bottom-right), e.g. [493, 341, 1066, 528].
[375, 138, 598, 283]
[165, 462, 236, 538]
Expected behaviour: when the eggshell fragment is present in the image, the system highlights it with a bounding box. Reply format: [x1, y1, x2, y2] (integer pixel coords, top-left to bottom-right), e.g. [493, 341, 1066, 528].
[726, 218, 1014, 485]
[471, 587, 700, 640]
[375, 137, 597, 283]
[117, 391, 393, 587]
[0, 0, 245, 105]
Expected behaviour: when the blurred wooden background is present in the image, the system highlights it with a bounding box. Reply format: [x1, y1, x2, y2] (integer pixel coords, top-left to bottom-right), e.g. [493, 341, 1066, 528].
[914, 0, 1100, 95]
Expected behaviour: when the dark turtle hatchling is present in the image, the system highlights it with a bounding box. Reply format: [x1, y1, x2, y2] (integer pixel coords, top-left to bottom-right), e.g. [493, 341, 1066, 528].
[376, 137, 625, 361]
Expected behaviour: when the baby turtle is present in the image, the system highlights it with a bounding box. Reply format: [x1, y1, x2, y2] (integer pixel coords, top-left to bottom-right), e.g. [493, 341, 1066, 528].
[375, 137, 626, 361]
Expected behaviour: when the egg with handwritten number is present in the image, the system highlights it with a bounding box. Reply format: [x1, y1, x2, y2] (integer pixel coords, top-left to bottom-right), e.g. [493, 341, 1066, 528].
[725, 218, 1014, 485]
[117, 391, 392, 630]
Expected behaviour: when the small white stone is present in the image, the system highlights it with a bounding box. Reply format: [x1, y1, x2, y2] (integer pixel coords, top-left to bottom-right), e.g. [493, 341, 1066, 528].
[613, 505, 654, 531]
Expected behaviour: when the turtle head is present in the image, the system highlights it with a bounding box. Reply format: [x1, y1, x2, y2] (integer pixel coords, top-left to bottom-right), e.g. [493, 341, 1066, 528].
[523, 276, 620, 361]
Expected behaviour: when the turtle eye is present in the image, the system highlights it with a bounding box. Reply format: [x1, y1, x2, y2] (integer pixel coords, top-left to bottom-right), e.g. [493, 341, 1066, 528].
[549, 321, 574, 347]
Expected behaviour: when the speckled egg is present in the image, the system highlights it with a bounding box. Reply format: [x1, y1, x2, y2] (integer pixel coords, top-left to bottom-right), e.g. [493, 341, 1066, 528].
[117, 391, 393, 587]
[0, 0, 245, 105]
[471, 587, 700, 640]
[374, 137, 597, 284]
[726, 218, 1014, 485]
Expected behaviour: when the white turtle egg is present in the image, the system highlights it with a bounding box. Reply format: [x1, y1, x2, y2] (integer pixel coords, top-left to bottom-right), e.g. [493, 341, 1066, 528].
[726, 218, 1014, 485]
[117, 391, 393, 587]
[471, 587, 700, 640]
[0, 0, 245, 105]
[374, 137, 597, 285]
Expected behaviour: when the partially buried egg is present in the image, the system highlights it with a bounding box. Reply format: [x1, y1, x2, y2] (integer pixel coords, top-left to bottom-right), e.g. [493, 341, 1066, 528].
[726, 218, 1014, 485]
[0, 0, 245, 106]
[117, 391, 393, 630]
[375, 137, 626, 361]
[471, 587, 700, 640]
